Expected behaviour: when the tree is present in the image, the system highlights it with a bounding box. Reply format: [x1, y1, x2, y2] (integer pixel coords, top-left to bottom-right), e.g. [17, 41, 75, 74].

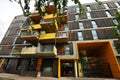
[114, 12, 120, 39]
[9, 0, 102, 17]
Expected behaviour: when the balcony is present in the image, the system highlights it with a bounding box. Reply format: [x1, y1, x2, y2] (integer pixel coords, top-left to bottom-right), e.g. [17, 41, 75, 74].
[21, 47, 37, 55]
[20, 45, 57, 56]
[39, 33, 56, 43]
[29, 24, 42, 30]
[20, 30, 39, 41]
[56, 32, 68, 43]
[40, 17, 58, 33]
[29, 11, 42, 24]
[36, 44, 57, 56]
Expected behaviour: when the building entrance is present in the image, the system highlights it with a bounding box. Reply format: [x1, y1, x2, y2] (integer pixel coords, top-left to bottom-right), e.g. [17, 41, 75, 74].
[77, 41, 120, 78]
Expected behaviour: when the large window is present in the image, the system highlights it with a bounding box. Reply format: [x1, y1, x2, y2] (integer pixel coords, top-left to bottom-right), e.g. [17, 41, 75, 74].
[76, 7, 79, 13]
[92, 30, 98, 40]
[64, 23, 69, 31]
[91, 21, 97, 28]
[86, 5, 91, 11]
[63, 32, 67, 37]
[86, 12, 92, 19]
[65, 45, 70, 55]
[115, 2, 120, 8]
[28, 58, 37, 71]
[75, 14, 80, 20]
[106, 11, 112, 17]
[104, 4, 109, 9]
[79, 22, 84, 29]
[78, 32, 83, 41]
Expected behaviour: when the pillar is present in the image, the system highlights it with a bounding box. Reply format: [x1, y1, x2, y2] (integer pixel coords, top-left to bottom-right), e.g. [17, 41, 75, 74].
[74, 60, 78, 77]
[58, 58, 61, 78]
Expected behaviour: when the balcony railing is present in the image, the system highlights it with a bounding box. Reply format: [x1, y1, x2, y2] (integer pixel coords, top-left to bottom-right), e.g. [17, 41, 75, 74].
[29, 24, 41, 30]
[21, 47, 37, 55]
[21, 30, 39, 41]
[36, 44, 57, 56]
[20, 44, 57, 56]
[56, 32, 68, 43]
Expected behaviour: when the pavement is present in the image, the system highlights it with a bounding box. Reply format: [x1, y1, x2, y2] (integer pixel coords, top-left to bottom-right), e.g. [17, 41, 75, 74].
[0, 73, 119, 80]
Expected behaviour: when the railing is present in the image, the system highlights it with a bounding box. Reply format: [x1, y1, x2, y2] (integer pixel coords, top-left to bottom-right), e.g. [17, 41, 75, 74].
[20, 44, 57, 56]
[21, 30, 39, 38]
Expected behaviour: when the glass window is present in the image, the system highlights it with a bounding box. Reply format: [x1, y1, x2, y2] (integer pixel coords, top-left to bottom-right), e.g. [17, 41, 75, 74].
[65, 45, 70, 55]
[43, 67, 52, 72]
[28, 58, 37, 71]
[79, 22, 84, 29]
[104, 4, 109, 9]
[113, 19, 118, 25]
[76, 7, 79, 13]
[86, 13, 92, 19]
[75, 14, 79, 20]
[64, 23, 69, 31]
[78, 32, 83, 41]
[92, 30, 98, 40]
[86, 6, 91, 11]
[63, 32, 67, 37]
[91, 21, 97, 28]
[115, 2, 120, 8]
[106, 11, 112, 17]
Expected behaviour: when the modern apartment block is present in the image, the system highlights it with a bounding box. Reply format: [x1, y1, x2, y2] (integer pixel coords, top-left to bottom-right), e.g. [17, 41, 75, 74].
[0, 0, 120, 78]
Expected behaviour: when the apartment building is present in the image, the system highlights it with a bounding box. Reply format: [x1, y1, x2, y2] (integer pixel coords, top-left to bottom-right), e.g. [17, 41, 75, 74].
[0, 0, 120, 78]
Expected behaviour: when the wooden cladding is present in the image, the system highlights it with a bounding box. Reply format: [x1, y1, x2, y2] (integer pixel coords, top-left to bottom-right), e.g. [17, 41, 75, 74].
[90, 4, 105, 10]
[7, 28, 20, 36]
[109, 9, 117, 16]
[68, 21, 79, 30]
[107, 2, 117, 8]
[56, 43, 73, 55]
[68, 6, 76, 13]
[90, 10, 107, 18]
[1, 36, 16, 45]
[68, 14, 75, 21]
[83, 20, 92, 29]
[96, 28, 115, 39]
[15, 37, 24, 44]
[69, 31, 78, 41]
[82, 30, 93, 40]
[0, 46, 12, 55]
[95, 18, 113, 27]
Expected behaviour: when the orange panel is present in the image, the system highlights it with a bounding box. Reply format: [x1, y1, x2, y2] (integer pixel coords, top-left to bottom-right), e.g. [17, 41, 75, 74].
[76, 40, 120, 78]
[36, 58, 42, 71]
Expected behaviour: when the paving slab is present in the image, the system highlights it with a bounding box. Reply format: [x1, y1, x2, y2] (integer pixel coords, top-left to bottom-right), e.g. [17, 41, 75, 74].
[0, 73, 119, 80]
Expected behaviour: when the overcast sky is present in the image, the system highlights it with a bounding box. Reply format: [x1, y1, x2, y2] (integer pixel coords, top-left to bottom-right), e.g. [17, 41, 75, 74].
[0, 0, 110, 42]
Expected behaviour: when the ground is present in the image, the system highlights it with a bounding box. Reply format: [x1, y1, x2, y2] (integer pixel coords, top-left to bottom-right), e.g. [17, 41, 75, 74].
[0, 73, 119, 80]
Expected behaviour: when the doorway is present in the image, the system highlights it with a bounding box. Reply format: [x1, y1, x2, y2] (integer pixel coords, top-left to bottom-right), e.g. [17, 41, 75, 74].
[77, 40, 120, 78]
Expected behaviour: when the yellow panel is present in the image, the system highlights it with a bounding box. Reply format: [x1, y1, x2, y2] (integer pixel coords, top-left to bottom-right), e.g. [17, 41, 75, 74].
[39, 33, 56, 40]
[58, 58, 61, 78]
[29, 24, 41, 30]
[43, 14, 56, 19]
[78, 63, 83, 77]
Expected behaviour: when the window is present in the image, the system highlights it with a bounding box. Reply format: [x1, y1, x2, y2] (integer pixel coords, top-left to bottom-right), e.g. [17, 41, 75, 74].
[65, 45, 70, 55]
[92, 30, 98, 40]
[91, 21, 97, 28]
[104, 4, 109, 9]
[118, 9, 120, 12]
[75, 14, 79, 20]
[64, 23, 69, 31]
[63, 32, 67, 37]
[79, 22, 84, 29]
[78, 32, 83, 41]
[16, 59, 21, 70]
[113, 19, 118, 25]
[86, 5, 91, 11]
[76, 7, 79, 13]
[86, 12, 92, 19]
[115, 2, 120, 8]
[106, 11, 112, 17]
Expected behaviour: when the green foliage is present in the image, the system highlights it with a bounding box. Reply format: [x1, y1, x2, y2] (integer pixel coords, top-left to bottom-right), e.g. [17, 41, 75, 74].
[114, 12, 120, 39]
[9, 0, 102, 17]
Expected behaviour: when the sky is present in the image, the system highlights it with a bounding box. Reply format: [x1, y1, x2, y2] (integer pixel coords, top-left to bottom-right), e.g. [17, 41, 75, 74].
[0, 0, 110, 42]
